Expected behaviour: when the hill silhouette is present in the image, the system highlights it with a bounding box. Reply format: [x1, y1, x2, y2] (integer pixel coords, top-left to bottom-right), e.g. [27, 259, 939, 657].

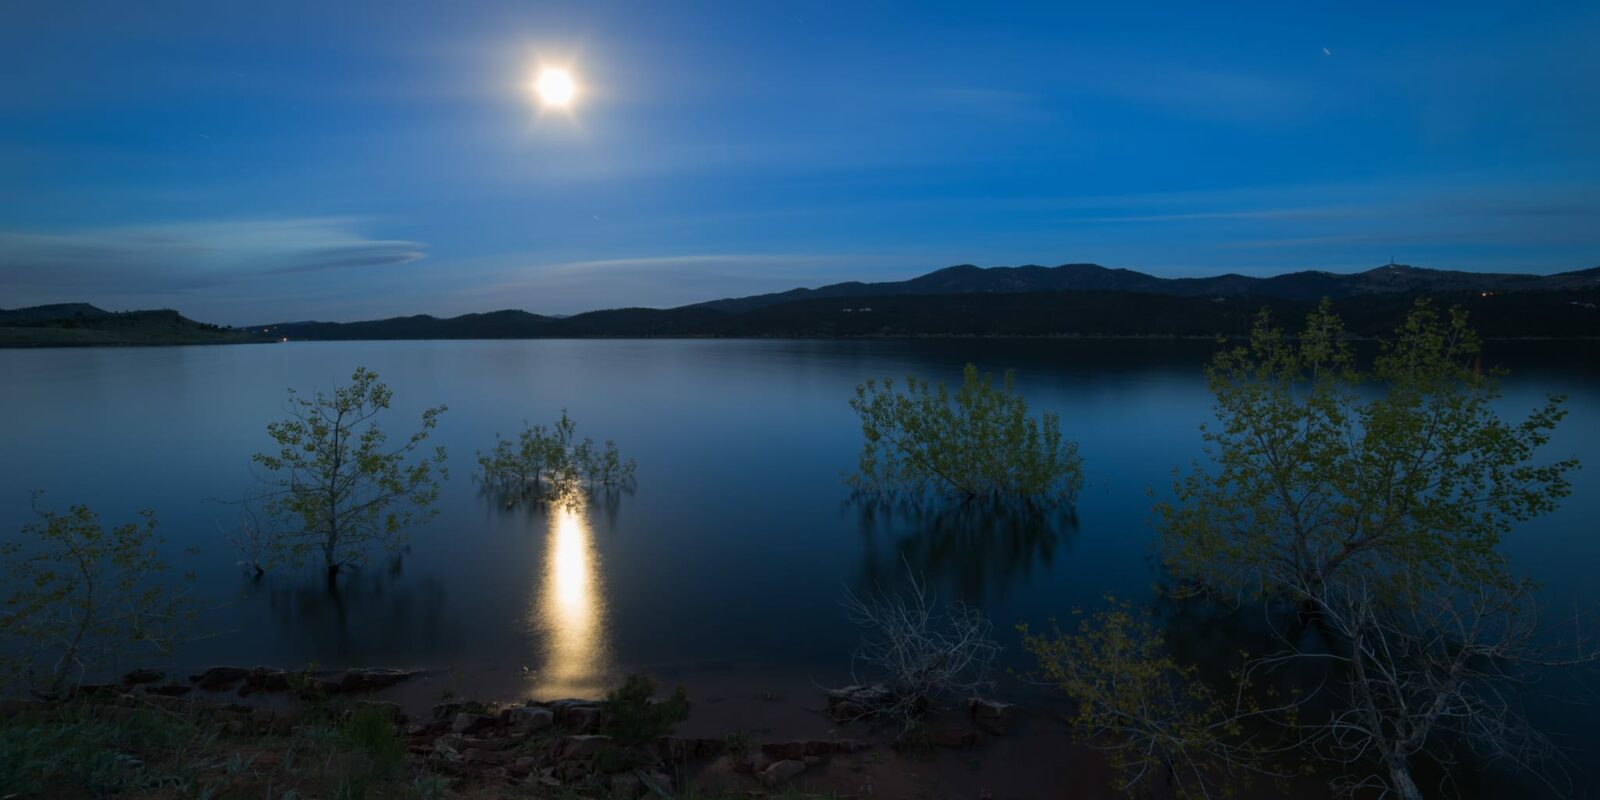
[247, 262, 1600, 340]
[684, 262, 1600, 312]
[0, 304, 267, 347]
[10, 262, 1598, 346]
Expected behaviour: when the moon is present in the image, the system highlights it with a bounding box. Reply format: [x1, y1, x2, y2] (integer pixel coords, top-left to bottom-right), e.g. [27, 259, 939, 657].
[536, 68, 577, 107]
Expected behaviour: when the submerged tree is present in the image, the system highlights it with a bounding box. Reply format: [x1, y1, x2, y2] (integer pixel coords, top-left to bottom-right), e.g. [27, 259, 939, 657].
[1158, 301, 1575, 607]
[1, 497, 196, 699]
[848, 363, 1082, 503]
[219, 495, 280, 576]
[581, 436, 636, 488]
[1100, 300, 1595, 797]
[252, 367, 447, 577]
[476, 409, 635, 502]
[1018, 301, 1585, 798]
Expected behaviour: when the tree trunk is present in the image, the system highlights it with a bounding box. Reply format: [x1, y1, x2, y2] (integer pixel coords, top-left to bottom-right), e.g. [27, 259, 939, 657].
[1296, 596, 1322, 624]
[323, 532, 339, 577]
[47, 651, 75, 700]
[1390, 761, 1423, 800]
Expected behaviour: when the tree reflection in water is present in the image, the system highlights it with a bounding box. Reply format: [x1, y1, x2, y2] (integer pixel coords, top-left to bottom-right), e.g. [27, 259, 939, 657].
[854, 495, 1078, 601]
[250, 552, 455, 663]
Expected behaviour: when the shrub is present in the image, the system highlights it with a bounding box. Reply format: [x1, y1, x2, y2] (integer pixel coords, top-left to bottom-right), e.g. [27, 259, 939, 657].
[1, 497, 196, 699]
[839, 572, 999, 732]
[340, 705, 403, 776]
[1021, 601, 1292, 799]
[603, 674, 689, 745]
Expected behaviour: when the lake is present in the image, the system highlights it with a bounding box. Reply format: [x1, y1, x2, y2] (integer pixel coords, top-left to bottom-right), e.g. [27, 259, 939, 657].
[3, 338, 1598, 789]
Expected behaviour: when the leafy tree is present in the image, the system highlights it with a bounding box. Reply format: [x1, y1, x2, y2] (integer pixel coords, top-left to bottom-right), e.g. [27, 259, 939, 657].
[1, 497, 196, 699]
[848, 363, 1082, 502]
[1021, 601, 1297, 799]
[476, 410, 635, 501]
[1158, 301, 1575, 606]
[252, 367, 447, 577]
[1135, 300, 1592, 797]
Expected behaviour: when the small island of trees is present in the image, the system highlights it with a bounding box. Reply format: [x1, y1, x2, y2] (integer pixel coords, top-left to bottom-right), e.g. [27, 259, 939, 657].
[848, 363, 1083, 503]
[476, 410, 637, 503]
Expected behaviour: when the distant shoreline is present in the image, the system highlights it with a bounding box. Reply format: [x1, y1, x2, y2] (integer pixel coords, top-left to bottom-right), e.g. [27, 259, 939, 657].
[0, 328, 271, 349]
[5, 332, 1598, 350]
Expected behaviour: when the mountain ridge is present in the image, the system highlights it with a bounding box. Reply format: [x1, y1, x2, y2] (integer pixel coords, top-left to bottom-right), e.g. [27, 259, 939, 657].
[236, 287, 1599, 340]
[681, 262, 1600, 313]
[8, 262, 1599, 345]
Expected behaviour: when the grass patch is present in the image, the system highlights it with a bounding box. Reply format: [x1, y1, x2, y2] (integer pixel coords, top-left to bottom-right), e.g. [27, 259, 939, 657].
[0, 700, 441, 799]
[339, 705, 404, 776]
[722, 730, 754, 761]
[0, 701, 218, 797]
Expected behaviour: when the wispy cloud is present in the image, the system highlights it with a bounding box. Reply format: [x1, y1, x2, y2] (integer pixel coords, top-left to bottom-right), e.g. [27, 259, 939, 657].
[0, 218, 426, 295]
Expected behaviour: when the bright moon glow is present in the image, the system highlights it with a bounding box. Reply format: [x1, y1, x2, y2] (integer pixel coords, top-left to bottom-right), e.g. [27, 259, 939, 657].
[536, 68, 576, 107]
[529, 500, 610, 698]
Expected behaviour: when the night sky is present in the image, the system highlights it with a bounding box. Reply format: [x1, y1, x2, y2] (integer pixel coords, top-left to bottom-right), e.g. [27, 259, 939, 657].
[2, 0, 1597, 323]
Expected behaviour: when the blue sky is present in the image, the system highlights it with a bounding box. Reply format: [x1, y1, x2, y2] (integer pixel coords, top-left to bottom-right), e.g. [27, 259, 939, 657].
[2, 0, 1597, 323]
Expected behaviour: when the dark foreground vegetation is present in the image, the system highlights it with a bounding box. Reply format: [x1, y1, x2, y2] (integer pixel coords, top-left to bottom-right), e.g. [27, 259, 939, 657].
[0, 695, 436, 799]
[0, 673, 859, 800]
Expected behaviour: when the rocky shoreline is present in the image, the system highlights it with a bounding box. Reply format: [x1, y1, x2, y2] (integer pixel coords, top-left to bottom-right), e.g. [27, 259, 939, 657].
[0, 666, 1042, 799]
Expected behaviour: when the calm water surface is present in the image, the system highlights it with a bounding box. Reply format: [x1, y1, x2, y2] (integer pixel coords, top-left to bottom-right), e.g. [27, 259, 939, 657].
[3, 339, 1597, 786]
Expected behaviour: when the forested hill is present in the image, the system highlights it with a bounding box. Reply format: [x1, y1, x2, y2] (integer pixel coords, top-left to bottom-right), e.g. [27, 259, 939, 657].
[15, 263, 1600, 345]
[245, 262, 1600, 340]
[0, 304, 268, 347]
[250, 288, 1600, 341]
[253, 309, 556, 341]
[683, 262, 1600, 313]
